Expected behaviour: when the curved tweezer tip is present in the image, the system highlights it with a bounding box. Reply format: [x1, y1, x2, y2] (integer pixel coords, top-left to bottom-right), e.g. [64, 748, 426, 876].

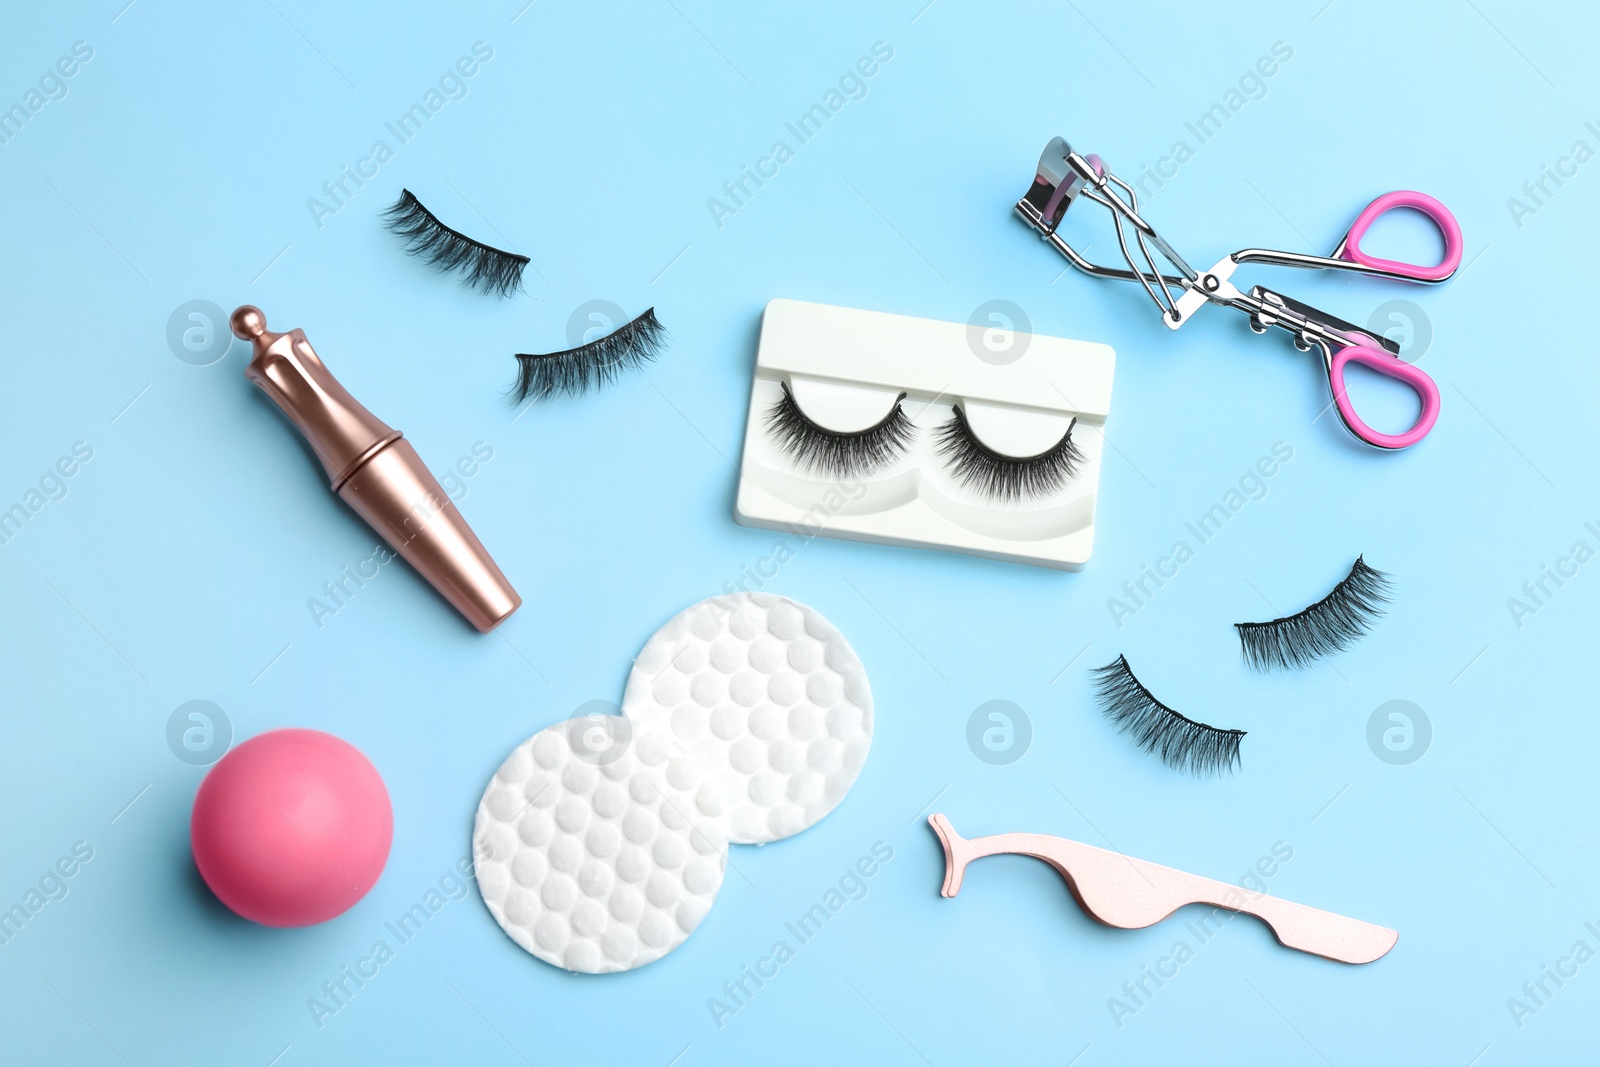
[928, 814, 966, 898]
[927, 814, 1397, 965]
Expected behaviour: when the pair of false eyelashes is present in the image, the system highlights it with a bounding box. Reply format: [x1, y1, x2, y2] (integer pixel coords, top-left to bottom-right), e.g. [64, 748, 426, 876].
[768, 383, 1083, 503]
[381, 190, 668, 403]
[385, 188, 1369, 777]
[1096, 557, 1392, 776]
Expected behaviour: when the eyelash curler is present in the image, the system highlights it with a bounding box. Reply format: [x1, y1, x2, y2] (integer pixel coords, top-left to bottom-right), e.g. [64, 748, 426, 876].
[1016, 137, 1463, 449]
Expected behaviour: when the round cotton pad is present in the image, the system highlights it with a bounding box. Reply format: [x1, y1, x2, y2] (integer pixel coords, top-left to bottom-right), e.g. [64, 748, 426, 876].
[473, 592, 873, 973]
[621, 593, 874, 844]
[474, 717, 726, 974]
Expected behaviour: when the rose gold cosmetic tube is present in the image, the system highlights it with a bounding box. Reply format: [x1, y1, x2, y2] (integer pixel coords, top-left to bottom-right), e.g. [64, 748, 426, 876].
[230, 305, 521, 633]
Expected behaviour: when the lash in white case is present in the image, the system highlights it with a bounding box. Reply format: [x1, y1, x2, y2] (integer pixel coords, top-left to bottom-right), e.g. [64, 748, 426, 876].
[735, 299, 1115, 570]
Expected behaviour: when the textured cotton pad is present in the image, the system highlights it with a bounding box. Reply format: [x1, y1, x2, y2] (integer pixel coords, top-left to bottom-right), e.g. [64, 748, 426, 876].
[621, 593, 874, 844]
[473, 592, 873, 973]
[474, 718, 726, 974]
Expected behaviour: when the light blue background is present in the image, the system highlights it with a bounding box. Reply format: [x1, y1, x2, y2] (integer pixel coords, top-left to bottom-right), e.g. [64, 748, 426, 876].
[1, 1, 1595, 1063]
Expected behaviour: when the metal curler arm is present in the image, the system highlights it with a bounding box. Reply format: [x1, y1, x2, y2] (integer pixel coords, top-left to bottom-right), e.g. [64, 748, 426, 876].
[1015, 137, 1194, 319]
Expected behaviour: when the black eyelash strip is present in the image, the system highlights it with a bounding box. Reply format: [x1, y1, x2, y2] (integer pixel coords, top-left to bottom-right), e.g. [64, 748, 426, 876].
[1235, 556, 1391, 671]
[934, 406, 1082, 502]
[765, 381, 914, 478]
[507, 308, 667, 402]
[383, 189, 529, 297]
[1092, 655, 1244, 776]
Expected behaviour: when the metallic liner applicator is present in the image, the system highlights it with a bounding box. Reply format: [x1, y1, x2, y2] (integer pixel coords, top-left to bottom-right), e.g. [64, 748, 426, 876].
[230, 305, 520, 633]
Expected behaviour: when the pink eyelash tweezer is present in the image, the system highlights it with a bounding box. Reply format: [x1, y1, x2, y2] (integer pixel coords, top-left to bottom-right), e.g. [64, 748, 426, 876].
[929, 814, 1396, 965]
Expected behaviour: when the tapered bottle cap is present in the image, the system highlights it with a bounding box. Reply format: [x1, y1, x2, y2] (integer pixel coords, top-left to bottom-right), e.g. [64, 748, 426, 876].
[233, 306, 521, 632]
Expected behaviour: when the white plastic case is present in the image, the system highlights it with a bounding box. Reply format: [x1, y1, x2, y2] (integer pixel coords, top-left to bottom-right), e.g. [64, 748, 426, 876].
[734, 299, 1115, 570]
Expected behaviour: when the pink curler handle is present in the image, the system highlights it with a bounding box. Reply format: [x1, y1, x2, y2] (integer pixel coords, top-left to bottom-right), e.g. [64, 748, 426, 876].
[1328, 344, 1439, 449]
[1338, 191, 1462, 282]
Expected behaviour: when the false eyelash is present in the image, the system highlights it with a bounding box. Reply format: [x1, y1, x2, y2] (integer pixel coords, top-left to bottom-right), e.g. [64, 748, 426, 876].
[507, 308, 667, 402]
[383, 189, 529, 297]
[764, 381, 914, 478]
[934, 406, 1082, 502]
[1092, 655, 1244, 776]
[1234, 556, 1392, 671]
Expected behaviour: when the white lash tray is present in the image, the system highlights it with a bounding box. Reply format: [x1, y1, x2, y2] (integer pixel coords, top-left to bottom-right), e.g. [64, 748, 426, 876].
[734, 299, 1115, 570]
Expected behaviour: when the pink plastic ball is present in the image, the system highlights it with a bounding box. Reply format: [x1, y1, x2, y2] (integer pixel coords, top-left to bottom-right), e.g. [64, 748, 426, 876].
[191, 728, 392, 927]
